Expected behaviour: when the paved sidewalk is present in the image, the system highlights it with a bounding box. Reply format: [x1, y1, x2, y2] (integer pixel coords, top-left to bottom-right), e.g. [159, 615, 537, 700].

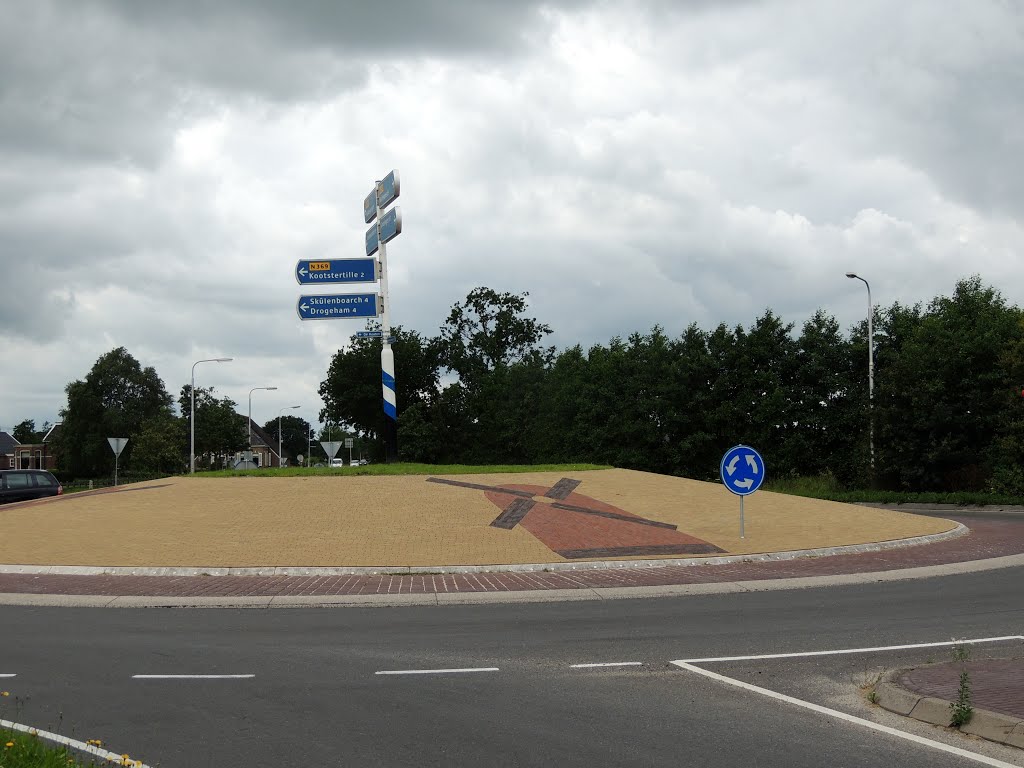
[0, 516, 1019, 600]
[878, 657, 1024, 749]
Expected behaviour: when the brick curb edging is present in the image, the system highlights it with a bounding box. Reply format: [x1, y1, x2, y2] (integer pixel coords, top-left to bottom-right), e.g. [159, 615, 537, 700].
[874, 671, 1024, 749]
[0, 523, 968, 577]
[4, 554, 1024, 608]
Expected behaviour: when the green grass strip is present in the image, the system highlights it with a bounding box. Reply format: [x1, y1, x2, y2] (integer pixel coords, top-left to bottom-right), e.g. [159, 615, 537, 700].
[765, 477, 1024, 506]
[194, 462, 610, 478]
[0, 726, 114, 767]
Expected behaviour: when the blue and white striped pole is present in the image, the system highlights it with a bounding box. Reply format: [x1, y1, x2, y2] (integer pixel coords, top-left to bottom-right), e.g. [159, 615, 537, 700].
[376, 180, 398, 462]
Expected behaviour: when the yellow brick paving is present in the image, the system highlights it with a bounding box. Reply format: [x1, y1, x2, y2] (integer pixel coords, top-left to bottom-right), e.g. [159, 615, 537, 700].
[0, 469, 956, 567]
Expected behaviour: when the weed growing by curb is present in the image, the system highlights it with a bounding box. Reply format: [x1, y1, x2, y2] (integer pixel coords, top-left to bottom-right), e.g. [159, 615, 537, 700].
[948, 643, 974, 728]
[858, 668, 884, 705]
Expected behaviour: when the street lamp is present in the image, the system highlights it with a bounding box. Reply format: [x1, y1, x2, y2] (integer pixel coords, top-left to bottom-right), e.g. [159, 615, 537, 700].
[190, 357, 233, 474]
[278, 405, 301, 468]
[248, 387, 278, 447]
[846, 273, 874, 470]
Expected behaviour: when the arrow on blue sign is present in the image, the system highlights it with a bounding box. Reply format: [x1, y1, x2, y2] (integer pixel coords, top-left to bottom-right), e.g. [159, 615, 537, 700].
[296, 293, 381, 321]
[719, 445, 766, 496]
[356, 330, 383, 338]
[365, 206, 402, 257]
[295, 258, 379, 285]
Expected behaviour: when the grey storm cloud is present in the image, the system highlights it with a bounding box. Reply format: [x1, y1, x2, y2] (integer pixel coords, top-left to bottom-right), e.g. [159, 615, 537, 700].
[1, 0, 1022, 430]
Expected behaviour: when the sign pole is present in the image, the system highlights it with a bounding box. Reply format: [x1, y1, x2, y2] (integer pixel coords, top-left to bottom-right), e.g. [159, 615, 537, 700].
[376, 182, 398, 463]
[720, 444, 764, 542]
[107, 438, 128, 488]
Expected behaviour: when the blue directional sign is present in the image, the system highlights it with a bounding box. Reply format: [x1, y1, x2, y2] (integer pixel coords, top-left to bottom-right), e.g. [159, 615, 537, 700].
[719, 445, 766, 496]
[363, 169, 401, 223]
[354, 331, 396, 343]
[295, 258, 379, 285]
[296, 293, 381, 321]
[365, 206, 402, 257]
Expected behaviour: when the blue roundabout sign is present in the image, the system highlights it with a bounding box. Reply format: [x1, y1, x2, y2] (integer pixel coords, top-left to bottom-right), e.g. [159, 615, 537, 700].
[719, 445, 766, 497]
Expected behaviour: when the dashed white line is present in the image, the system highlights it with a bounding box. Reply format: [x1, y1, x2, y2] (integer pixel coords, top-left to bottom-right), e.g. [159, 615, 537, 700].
[673, 662, 1020, 768]
[132, 674, 255, 679]
[672, 635, 1024, 664]
[0, 674, 16, 678]
[375, 667, 499, 676]
[570, 662, 643, 669]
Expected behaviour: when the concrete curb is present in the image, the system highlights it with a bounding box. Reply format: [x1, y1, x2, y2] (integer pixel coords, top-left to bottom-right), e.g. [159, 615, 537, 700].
[0, 522, 967, 578]
[3, 552, 1024, 608]
[874, 670, 1024, 749]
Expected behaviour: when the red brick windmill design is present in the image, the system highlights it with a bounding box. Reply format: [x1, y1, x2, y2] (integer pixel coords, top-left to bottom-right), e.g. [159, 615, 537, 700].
[427, 477, 725, 559]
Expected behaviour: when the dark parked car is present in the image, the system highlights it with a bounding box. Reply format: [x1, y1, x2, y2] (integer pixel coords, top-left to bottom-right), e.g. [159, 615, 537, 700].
[0, 469, 63, 504]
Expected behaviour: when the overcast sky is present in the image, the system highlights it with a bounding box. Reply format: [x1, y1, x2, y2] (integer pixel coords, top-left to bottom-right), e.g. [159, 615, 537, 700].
[2, 0, 1022, 434]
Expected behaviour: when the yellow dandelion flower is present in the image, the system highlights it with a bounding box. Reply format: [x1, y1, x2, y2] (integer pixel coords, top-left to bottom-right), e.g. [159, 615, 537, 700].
[1, 691, 9, 696]
[5, 740, 14, 747]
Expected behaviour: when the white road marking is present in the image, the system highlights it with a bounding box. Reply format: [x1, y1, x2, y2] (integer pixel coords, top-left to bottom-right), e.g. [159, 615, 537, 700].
[673, 662, 1020, 768]
[1, 717, 154, 767]
[375, 667, 500, 676]
[570, 662, 643, 669]
[132, 674, 255, 679]
[0, 674, 15, 678]
[673, 635, 1024, 664]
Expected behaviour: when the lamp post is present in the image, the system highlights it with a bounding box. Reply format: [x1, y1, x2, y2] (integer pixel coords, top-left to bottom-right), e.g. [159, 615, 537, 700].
[306, 421, 312, 468]
[278, 405, 300, 468]
[248, 387, 278, 447]
[846, 273, 874, 470]
[190, 357, 232, 475]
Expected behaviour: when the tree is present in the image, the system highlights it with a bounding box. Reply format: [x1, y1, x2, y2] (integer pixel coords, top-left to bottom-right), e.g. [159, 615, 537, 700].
[318, 325, 441, 455]
[178, 385, 246, 469]
[11, 419, 40, 443]
[262, 415, 313, 464]
[875, 277, 1023, 490]
[786, 310, 862, 483]
[437, 287, 553, 387]
[132, 412, 187, 475]
[529, 343, 595, 464]
[60, 348, 174, 476]
[433, 288, 554, 462]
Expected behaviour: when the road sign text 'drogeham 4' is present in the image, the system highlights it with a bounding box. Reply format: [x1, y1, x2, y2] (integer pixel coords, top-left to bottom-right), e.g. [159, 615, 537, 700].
[296, 294, 381, 321]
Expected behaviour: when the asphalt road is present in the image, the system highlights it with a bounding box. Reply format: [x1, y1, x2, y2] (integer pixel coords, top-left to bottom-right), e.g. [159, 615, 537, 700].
[2, 569, 1024, 767]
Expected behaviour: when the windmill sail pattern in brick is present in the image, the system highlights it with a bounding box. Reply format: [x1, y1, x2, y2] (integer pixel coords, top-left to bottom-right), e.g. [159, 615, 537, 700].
[427, 477, 725, 559]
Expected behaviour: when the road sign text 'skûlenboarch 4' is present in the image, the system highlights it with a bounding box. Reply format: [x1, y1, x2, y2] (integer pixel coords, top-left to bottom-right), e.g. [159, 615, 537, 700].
[296, 294, 381, 321]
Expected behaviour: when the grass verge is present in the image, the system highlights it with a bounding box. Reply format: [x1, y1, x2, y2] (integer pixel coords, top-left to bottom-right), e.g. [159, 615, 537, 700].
[0, 726, 135, 767]
[196, 462, 610, 478]
[766, 474, 1024, 505]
